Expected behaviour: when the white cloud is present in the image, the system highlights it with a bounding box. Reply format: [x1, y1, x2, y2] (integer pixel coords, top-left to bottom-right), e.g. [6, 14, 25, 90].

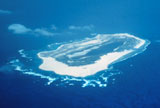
[8, 24, 31, 34]
[8, 24, 94, 37]
[8, 24, 57, 36]
[35, 28, 55, 36]
[69, 25, 94, 31]
[0, 9, 12, 14]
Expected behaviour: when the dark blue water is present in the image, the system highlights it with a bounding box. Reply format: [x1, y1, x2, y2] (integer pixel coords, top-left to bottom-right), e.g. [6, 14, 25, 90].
[1, 42, 160, 108]
[0, 0, 160, 108]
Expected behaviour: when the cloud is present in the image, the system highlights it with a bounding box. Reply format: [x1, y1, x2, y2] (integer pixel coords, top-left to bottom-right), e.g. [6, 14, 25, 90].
[8, 24, 31, 34]
[68, 25, 94, 31]
[8, 24, 57, 36]
[8, 24, 95, 37]
[0, 9, 12, 14]
[35, 28, 55, 36]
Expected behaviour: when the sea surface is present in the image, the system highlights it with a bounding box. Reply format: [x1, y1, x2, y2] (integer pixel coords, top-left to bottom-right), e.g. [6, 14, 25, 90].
[0, 0, 160, 108]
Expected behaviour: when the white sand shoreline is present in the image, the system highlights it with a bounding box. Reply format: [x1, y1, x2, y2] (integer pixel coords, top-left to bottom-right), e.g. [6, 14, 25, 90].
[37, 33, 147, 77]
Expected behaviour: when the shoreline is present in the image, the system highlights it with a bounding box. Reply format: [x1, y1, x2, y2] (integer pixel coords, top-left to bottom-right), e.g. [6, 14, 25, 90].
[37, 33, 148, 77]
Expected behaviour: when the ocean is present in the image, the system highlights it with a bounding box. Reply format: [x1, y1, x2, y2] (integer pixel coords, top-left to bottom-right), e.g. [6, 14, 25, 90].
[0, 0, 160, 108]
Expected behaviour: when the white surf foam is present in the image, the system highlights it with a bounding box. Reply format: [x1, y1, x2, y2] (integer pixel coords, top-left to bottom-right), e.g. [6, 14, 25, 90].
[24, 71, 57, 85]
[37, 33, 148, 77]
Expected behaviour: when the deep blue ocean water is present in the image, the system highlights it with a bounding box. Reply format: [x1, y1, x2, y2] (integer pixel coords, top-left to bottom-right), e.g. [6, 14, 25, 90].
[0, 0, 160, 108]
